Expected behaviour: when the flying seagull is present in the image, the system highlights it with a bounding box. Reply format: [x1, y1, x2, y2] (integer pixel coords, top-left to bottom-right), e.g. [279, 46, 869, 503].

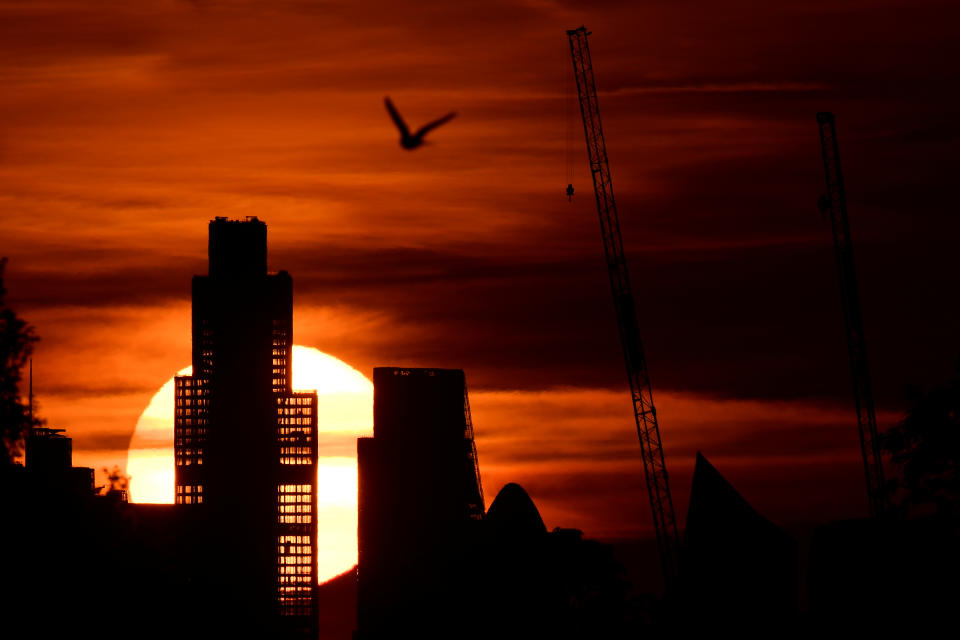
[384, 97, 456, 150]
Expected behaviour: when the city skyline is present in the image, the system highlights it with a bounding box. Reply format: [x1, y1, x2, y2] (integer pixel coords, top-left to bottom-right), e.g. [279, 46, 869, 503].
[3, 0, 959, 547]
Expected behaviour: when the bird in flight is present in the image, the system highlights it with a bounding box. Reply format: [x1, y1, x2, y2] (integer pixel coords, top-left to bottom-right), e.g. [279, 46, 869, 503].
[384, 97, 456, 150]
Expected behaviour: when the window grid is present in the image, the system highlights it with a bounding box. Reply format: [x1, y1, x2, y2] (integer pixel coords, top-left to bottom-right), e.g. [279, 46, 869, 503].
[277, 484, 313, 524]
[272, 320, 289, 393]
[277, 498, 314, 617]
[175, 483, 204, 505]
[175, 376, 209, 467]
[277, 394, 316, 465]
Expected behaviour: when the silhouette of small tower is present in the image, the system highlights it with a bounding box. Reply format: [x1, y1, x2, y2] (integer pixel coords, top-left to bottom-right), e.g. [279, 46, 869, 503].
[174, 217, 319, 636]
[356, 367, 484, 638]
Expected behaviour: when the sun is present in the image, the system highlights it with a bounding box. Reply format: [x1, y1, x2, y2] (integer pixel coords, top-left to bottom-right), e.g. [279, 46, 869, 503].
[126, 345, 373, 584]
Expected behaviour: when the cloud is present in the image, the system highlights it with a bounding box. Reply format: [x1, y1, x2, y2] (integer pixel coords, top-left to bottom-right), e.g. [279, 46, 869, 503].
[602, 82, 828, 95]
[2, 0, 958, 532]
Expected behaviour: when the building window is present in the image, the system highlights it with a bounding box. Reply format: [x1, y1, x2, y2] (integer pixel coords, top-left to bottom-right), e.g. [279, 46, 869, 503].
[277, 484, 313, 524]
[175, 376, 209, 467]
[277, 393, 316, 465]
[175, 483, 204, 505]
[272, 321, 289, 393]
[276, 533, 313, 617]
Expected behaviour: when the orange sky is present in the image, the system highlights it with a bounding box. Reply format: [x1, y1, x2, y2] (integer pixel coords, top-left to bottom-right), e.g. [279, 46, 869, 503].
[2, 0, 959, 539]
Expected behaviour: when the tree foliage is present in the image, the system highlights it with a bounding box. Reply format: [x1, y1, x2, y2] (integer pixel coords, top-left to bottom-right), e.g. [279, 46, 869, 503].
[882, 360, 960, 519]
[102, 465, 130, 497]
[0, 257, 39, 464]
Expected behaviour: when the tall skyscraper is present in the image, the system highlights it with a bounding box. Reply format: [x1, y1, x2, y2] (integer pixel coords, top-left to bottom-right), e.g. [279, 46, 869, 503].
[174, 216, 318, 636]
[356, 367, 484, 638]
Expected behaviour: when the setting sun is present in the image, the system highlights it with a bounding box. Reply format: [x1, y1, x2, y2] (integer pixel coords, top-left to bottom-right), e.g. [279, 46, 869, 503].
[126, 345, 373, 583]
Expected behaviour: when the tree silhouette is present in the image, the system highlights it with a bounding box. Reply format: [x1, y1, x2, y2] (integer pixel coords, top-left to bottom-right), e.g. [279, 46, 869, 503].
[0, 258, 39, 465]
[102, 465, 130, 498]
[881, 360, 960, 519]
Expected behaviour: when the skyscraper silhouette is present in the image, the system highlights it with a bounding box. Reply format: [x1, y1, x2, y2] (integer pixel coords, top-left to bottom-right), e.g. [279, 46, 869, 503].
[174, 217, 318, 636]
[356, 367, 484, 638]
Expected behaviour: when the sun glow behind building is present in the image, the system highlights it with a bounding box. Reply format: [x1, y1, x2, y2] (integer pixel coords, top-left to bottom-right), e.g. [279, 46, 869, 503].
[127, 346, 373, 584]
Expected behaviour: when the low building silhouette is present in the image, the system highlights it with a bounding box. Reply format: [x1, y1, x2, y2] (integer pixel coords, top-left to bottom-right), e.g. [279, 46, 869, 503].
[25, 426, 96, 495]
[808, 515, 959, 631]
[2, 425, 127, 638]
[479, 484, 634, 639]
[26, 426, 71, 471]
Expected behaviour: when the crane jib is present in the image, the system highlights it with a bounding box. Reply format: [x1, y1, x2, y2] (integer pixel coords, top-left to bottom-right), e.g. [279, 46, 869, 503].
[816, 112, 888, 518]
[567, 25, 681, 589]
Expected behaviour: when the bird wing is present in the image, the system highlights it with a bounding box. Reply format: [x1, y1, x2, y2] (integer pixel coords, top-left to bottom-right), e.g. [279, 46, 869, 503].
[384, 97, 410, 137]
[414, 111, 457, 138]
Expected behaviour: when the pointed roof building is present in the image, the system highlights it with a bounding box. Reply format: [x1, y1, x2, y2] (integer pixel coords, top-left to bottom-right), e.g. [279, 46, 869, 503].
[682, 452, 798, 629]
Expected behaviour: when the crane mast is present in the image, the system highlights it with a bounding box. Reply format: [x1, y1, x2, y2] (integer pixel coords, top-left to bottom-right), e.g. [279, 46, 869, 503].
[567, 26, 680, 586]
[816, 112, 888, 518]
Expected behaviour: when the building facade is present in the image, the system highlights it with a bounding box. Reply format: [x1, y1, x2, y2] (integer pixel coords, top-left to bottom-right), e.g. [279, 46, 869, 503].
[174, 216, 318, 636]
[356, 367, 484, 637]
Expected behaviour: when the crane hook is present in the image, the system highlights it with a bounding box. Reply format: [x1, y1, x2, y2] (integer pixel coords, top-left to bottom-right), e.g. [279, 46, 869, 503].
[566, 183, 575, 202]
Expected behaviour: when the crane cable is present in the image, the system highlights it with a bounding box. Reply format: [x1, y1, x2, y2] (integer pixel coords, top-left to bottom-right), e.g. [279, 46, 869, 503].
[564, 40, 574, 201]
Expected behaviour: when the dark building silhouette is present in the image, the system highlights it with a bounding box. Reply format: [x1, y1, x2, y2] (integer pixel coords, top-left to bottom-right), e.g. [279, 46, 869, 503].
[480, 484, 636, 639]
[356, 372, 636, 639]
[2, 425, 118, 638]
[25, 426, 96, 495]
[485, 481, 547, 538]
[26, 426, 71, 471]
[356, 367, 484, 638]
[808, 516, 959, 632]
[680, 452, 797, 630]
[174, 216, 319, 636]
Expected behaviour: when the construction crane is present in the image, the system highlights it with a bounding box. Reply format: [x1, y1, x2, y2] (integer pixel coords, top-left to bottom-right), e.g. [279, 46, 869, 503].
[816, 112, 888, 518]
[567, 26, 680, 587]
